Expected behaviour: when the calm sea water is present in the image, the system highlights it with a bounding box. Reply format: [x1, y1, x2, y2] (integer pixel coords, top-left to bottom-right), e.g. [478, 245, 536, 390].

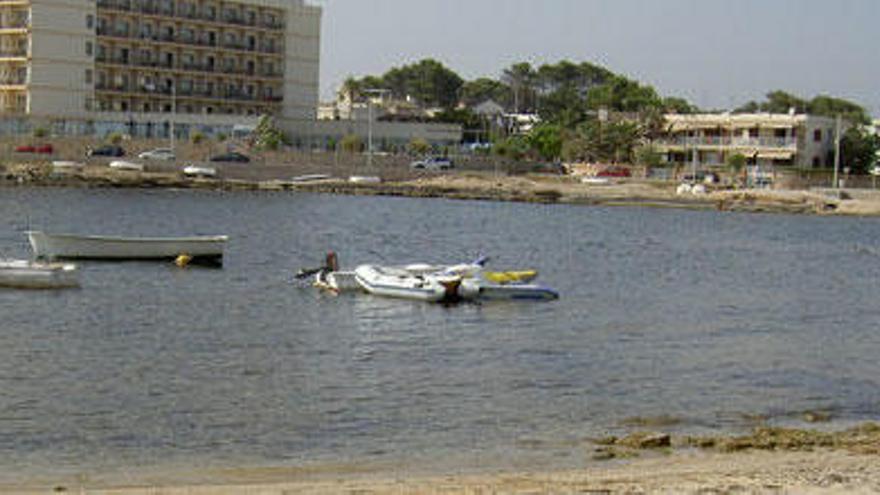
[1, 187, 879, 482]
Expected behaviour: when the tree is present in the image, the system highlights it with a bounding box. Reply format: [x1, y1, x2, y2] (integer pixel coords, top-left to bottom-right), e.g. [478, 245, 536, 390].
[502, 62, 537, 113]
[32, 127, 49, 139]
[340, 134, 364, 153]
[527, 124, 564, 161]
[809, 95, 871, 125]
[253, 115, 287, 151]
[561, 119, 644, 163]
[408, 137, 431, 155]
[727, 153, 747, 174]
[634, 144, 664, 168]
[459, 78, 512, 108]
[493, 135, 530, 161]
[841, 127, 879, 175]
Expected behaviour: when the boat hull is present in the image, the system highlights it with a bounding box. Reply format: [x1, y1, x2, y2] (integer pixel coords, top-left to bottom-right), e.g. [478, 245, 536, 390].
[354, 265, 458, 302]
[0, 260, 79, 289]
[460, 279, 559, 301]
[27, 231, 227, 264]
[314, 271, 361, 293]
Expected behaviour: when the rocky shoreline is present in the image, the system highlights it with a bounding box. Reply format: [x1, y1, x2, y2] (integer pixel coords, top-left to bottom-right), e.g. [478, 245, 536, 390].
[5, 162, 879, 216]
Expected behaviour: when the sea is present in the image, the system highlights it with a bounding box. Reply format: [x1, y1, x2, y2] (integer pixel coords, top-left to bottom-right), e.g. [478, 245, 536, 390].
[0, 186, 879, 483]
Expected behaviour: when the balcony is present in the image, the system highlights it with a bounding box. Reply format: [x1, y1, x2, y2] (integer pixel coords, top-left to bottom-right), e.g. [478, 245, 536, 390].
[96, 0, 285, 31]
[0, 19, 28, 29]
[96, 53, 283, 80]
[0, 48, 27, 58]
[656, 136, 797, 150]
[0, 76, 26, 85]
[96, 26, 284, 56]
[95, 83, 283, 104]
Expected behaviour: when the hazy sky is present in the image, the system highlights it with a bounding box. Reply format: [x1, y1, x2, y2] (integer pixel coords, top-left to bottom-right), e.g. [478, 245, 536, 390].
[313, 0, 879, 117]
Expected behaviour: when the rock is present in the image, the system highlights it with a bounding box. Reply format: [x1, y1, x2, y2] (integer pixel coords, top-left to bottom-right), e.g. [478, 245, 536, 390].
[617, 432, 671, 449]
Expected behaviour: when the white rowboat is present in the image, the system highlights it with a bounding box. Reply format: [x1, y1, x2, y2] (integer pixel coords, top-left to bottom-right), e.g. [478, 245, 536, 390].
[0, 259, 79, 289]
[27, 231, 227, 265]
[354, 264, 461, 302]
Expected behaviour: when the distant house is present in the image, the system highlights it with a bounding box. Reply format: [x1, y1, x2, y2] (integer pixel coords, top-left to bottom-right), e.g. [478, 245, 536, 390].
[655, 112, 844, 169]
[473, 99, 505, 119]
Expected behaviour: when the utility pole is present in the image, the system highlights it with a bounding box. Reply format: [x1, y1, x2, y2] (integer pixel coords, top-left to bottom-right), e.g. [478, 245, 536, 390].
[169, 81, 176, 156]
[363, 88, 389, 168]
[833, 114, 841, 190]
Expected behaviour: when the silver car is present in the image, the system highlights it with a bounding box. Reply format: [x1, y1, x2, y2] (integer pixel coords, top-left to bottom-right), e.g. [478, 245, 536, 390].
[137, 148, 176, 161]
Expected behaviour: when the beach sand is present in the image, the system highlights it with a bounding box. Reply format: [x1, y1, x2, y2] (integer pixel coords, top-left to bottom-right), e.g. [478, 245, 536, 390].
[5, 449, 879, 494]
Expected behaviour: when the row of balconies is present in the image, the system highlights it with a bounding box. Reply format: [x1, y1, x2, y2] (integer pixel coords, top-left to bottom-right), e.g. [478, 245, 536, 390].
[96, 26, 283, 55]
[95, 54, 282, 78]
[0, 19, 28, 29]
[96, 0, 285, 31]
[0, 76, 26, 85]
[656, 136, 798, 149]
[0, 48, 26, 57]
[95, 83, 282, 102]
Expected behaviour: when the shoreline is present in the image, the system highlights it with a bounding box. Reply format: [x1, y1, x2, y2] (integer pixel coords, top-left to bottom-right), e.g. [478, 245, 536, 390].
[3, 425, 879, 494]
[5, 163, 880, 216]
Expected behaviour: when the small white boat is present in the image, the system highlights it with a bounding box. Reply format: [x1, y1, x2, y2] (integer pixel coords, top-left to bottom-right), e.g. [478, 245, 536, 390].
[314, 270, 361, 293]
[27, 231, 227, 265]
[290, 174, 332, 183]
[182, 164, 217, 178]
[348, 176, 381, 184]
[459, 275, 559, 301]
[0, 259, 79, 289]
[109, 160, 145, 172]
[354, 264, 462, 302]
[52, 160, 85, 170]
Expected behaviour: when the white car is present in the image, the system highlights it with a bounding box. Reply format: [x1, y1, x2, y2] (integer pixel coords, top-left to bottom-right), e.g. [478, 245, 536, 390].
[182, 163, 217, 178]
[108, 160, 145, 172]
[410, 157, 454, 170]
[870, 165, 880, 177]
[138, 148, 176, 161]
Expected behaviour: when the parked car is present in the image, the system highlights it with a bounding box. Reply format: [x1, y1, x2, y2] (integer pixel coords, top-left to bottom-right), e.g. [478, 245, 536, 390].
[682, 172, 718, 184]
[209, 152, 250, 163]
[138, 148, 176, 161]
[182, 163, 217, 178]
[16, 144, 54, 154]
[597, 166, 632, 178]
[870, 165, 880, 177]
[532, 162, 567, 175]
[410, 156, 454, 170]
[87, 145, 126, 157]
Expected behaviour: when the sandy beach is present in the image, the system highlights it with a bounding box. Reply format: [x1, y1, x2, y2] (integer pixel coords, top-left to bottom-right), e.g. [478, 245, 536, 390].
[4, 448, 879, 494]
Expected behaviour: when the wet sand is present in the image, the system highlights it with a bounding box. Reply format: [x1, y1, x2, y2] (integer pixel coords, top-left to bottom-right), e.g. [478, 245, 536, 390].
[4, 449, 879, 494]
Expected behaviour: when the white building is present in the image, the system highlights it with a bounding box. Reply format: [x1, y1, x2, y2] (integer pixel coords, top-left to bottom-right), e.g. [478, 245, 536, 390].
[656, 112, 843, 169]
[0, 0, 321, 138]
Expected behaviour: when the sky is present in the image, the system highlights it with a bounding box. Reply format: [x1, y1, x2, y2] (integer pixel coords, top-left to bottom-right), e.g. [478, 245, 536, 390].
[312, 0, 879, 117]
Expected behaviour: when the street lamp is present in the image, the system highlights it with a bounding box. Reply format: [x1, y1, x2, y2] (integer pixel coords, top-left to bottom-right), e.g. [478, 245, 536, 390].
[363, 88, 389, 167]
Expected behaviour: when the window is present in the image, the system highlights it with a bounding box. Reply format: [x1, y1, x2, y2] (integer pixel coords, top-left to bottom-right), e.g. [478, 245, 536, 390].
[85, 69, 92, 84]
[85, 41, 93, 56]
[86, 14, 94, 29]
[813, 129, 822, 142]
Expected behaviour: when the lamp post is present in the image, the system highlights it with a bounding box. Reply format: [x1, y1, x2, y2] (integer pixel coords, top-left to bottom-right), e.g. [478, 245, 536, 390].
[169, 81, 176, 155]
[363, 88, 389, 167]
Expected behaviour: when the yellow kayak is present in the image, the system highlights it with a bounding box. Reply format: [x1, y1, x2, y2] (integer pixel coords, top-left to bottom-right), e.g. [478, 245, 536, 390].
[482, 270, 538, 285]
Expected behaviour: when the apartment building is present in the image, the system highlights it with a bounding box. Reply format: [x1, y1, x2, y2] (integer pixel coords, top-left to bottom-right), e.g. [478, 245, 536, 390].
[656, 113, 842, 169]
[0, 0, 321, 137]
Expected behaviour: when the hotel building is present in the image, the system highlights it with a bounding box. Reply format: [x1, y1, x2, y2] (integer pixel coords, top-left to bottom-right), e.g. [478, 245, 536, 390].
[656, 113, 842, 169]
[0, 0, 321, 137]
